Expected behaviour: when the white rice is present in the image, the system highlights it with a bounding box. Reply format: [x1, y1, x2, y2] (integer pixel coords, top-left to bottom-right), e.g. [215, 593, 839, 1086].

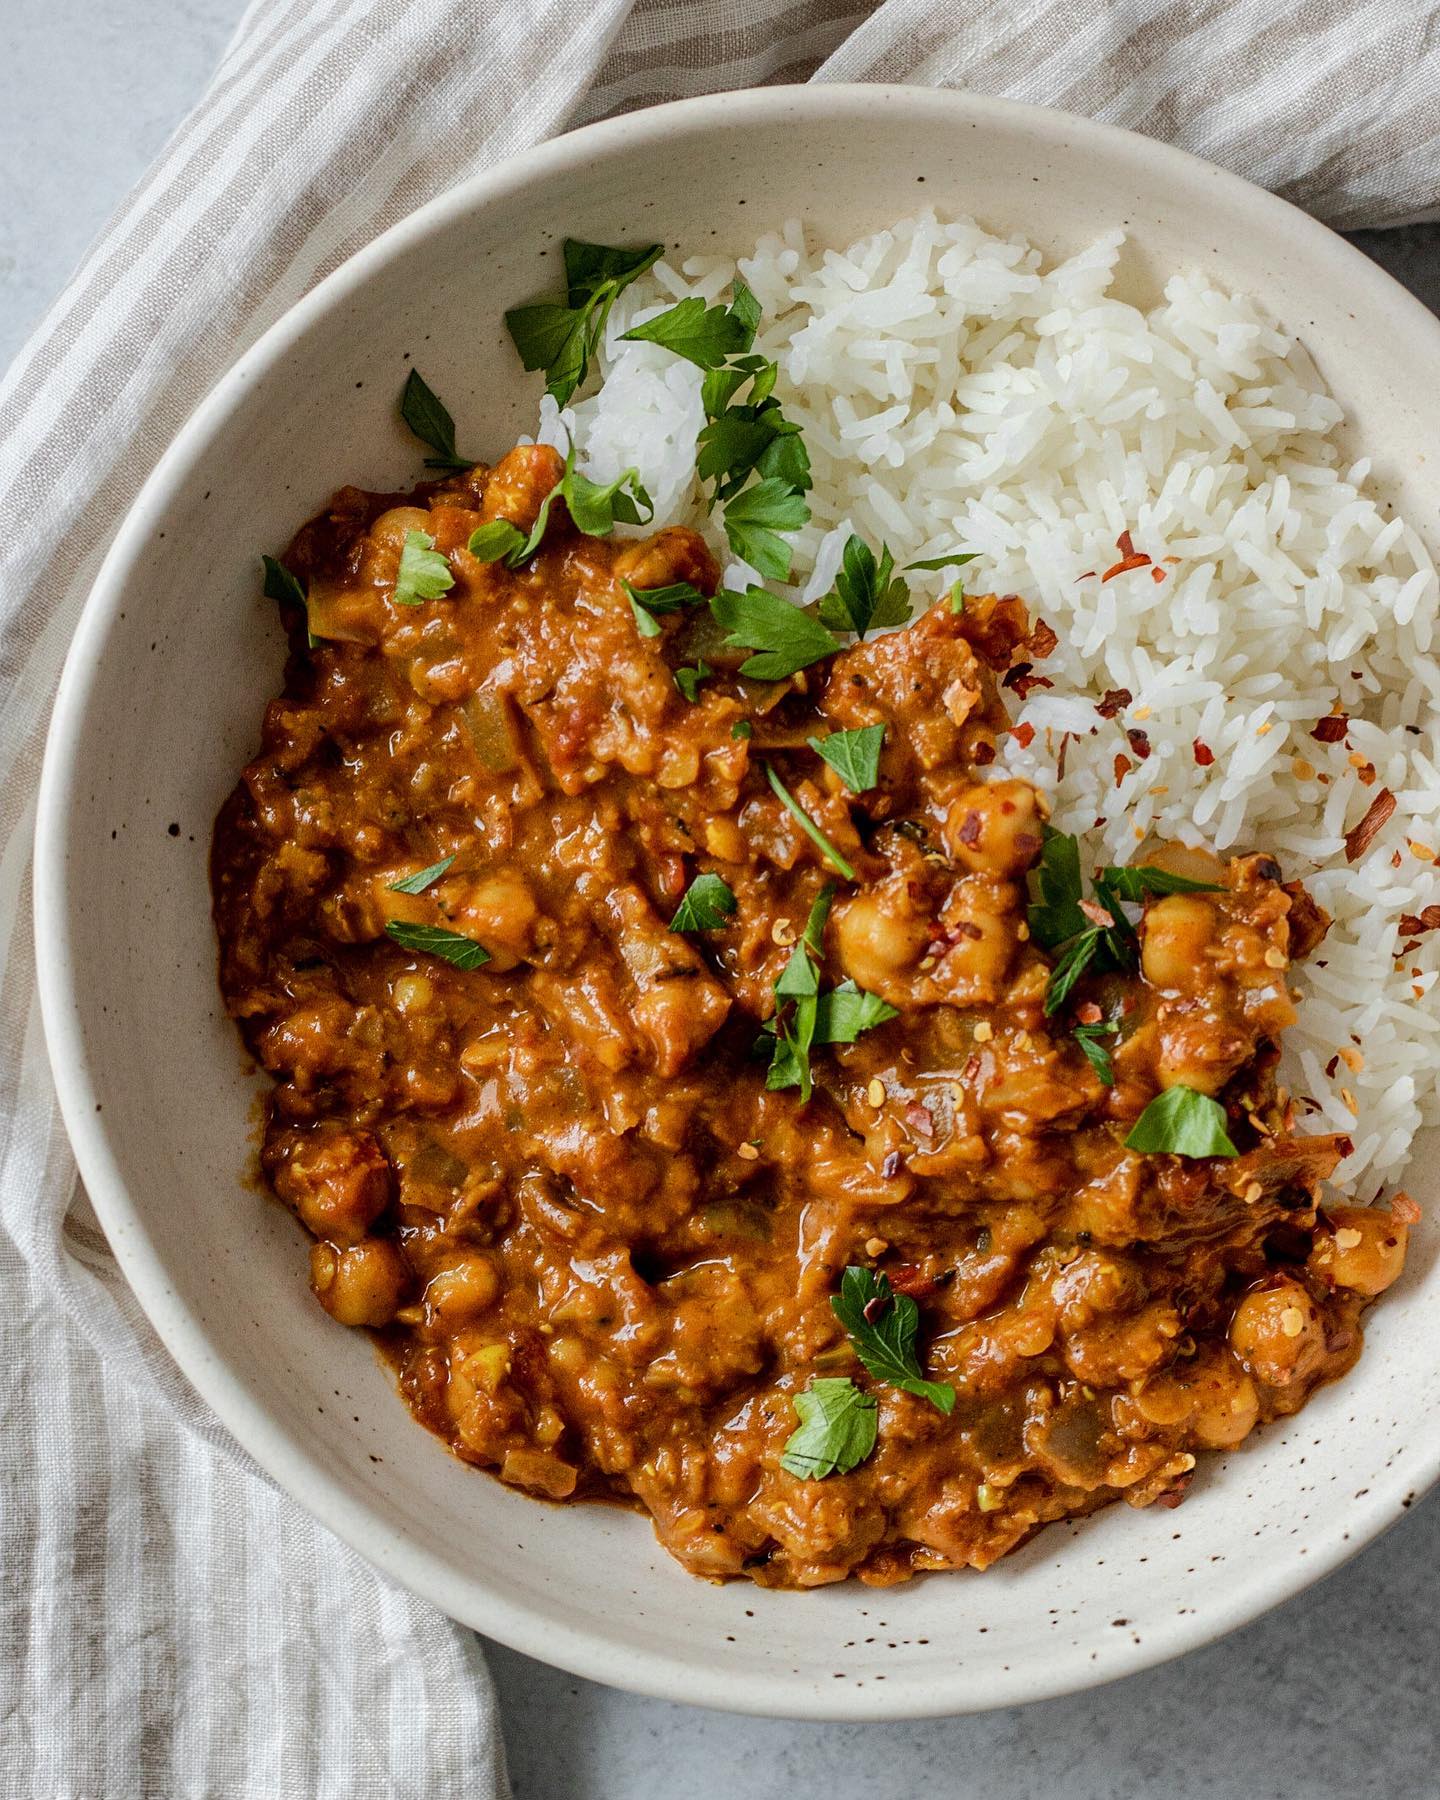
[540, 211, 1440, 1196]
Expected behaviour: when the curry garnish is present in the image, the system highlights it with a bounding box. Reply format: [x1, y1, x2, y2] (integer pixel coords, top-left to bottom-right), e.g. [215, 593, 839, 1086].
[831, 1267, 955, 1415]
[398, 368, 472, 471]
[669, 873, 738, 934]
[779, 1378, 878, 1480]
[383, 920, 490, 970]
[808, 724, 885, 794]
[393, 530, 454, 606]
[1125, 1085, 1239, 1158]
[710, 586, 840, 680]
[817, 535, 911, 638]
[387, 854, 456, 896]
[504, 238, 663, 406]
[763, 765, 856, 880]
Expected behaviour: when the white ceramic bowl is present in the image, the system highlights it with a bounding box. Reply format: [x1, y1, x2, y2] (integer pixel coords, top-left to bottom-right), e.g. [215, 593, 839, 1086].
[35, 85, 1440, 1720]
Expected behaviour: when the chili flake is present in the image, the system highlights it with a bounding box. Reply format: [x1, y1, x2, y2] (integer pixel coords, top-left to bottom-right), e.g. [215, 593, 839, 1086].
[1193, 739, 1215, 767]
[1343, 787, 1395, 862]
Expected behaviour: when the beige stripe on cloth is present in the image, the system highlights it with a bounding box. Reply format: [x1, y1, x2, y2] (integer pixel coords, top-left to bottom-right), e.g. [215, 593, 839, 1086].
[1, 0, 1437, 1794]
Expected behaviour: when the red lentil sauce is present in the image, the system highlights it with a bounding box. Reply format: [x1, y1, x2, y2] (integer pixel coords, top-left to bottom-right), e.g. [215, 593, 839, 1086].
[212, 443, 1410, 1587]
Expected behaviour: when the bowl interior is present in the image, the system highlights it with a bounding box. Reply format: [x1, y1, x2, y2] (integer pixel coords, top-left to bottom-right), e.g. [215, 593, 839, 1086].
[36, 86, 1440, 1718]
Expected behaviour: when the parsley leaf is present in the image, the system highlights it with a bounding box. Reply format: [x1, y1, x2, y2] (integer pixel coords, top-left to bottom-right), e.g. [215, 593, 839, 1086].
[731, 720, 753, 741]
[907, 551, 978, 573]
[674, 660, 712, 702]
[261, 555, 305, 609]
[624, 578, 705, 639]
[1028, 829, 1088, 951]
[809, 724, 885, 793]
[799, 883, 836, 959]
[387, 854, 456, 895]
[669, 873, 737, 933]
[831, 1267, 955, 1414]
[1073, 1020, 1119, 1086]
[564, 464, 652, 535]
[1042, 928, 1102, 1015]
[1125, 1085, 1238, 1158]
[1099, 864, 1226, 902]
[817, 536, 911, 637]
[399, 369, 471, 471]
[764, 765, 856, 880]
[620, 296, 755, 369]
[812, 980, 899, 1044]
[393, 530, 454, 606]
[505, 239, 662, 406]
[709, 587, 840, 681]
[722, 478, 810, 581]
[384, 920, 490, 969]
[562, 239, 662, 306]
[780, 1378, 878, 1480]
[467, 520, 526, 563]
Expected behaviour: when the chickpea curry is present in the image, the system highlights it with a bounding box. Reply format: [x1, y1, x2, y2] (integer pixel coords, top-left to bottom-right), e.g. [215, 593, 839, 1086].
[213, 440, 1412, 1589]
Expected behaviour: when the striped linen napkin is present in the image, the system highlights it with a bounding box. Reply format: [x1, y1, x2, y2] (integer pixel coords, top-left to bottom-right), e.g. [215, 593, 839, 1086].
[1, 1, 1435, 1794]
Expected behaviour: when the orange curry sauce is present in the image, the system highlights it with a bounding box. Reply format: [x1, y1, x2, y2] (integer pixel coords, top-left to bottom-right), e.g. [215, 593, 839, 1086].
[212, 443, 1409, 1587]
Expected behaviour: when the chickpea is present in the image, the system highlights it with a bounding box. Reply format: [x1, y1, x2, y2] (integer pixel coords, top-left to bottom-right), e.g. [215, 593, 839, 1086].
[1126, 1349, 1260, 1447]
[612, 526, 717, 598]
[273, 1128, 392, 1245]
[936, 878, 1018, 1000]
[834, 885, 931, 1003]
[480, 443, 564, 532]
[367, 505, 433, 558]
[942, 780, 1048, 876]
[1228, 1278, 1326, 1389]
[310, 1237, 410, 1327]
[1141, 894, 1218, 992]
[1310, 1205, 1409, 1297]
[448, 872, 537, 967]
[424, 1254, 502, 1324]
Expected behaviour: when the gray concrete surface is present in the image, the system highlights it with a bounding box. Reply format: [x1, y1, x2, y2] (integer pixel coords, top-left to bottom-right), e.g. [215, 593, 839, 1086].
[8, 2, 1439, 1793]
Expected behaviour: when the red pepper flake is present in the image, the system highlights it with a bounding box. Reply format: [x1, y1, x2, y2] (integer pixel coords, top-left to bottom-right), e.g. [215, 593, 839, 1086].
[1076, 571, 1096, 582]
[1057, 730, 1075, 781]
[973, 740, 996, 766]
[880, 1150, 904, 1179]
[1026, 618, 1059, 660]
[1126, 728, 1152, 761]
[1012, 721, 1036, 749]
[1192, 739, 1215, 767]
[862, 1295, 888, 1324]
[1343, 787, 1395, 862]
[1075, 1001, 1103, 1026]
[957, 810, 982, 847]
[1096, 687, 1133, 721]
[904, 1103, 936, 1141]
[1102, 529, 1154, 582]
[887, 1264, 940, 1298]
[1113, 752, 1133, 786]
[1325, 1054, 1340, 1079]
[1002, 661, 1054, 700]
[1397, 905, 1440, 936]
[1310, 714, 1348, 744]
[952, 920, 983, 941]
[1392, 1191, 1422, 1224]
[1079, 898, 1116, 929]
[1392, 851, 1404, 869]
[1156, 1476, 1192, 1510]
[1150, 566, 1167, 584]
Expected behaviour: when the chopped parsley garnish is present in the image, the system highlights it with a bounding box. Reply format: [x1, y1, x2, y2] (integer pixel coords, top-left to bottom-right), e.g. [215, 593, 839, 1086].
[398, 369, 471, 471]
[504, 238, 662, 406]
[779, 1378, 878, 1480]
[760, 887, 896, 1098]
[622, 577, 706, 639]
[721, 478, 810, 582]
[669, 873, 737, 933]
[387, 854, 456, 895]
[261, 554, 305, 610]
[709, 587, 839, 681]
[808, 723, 885, 793]
[907, 550, 978, 573]
[1029, 829, 1225, 1015]
[620, 283, 760, 369]
[673, 660, 712, 702]
[1125, 1085, 1238, 1158]
[831, 1267, 955, 1414]
[731, 720, 753, 741]
[764, 765, 856, 881]
[467, 444, 652, 571]
[1073, 1018, 1120, 1086]
[384, 920, 490, 969]
[817, 536, 911, 638]
[393, 530, 455, 606]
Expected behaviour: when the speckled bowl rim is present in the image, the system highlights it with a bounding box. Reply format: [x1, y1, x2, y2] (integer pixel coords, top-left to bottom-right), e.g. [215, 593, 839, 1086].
[34, 83, 1440, 1720]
